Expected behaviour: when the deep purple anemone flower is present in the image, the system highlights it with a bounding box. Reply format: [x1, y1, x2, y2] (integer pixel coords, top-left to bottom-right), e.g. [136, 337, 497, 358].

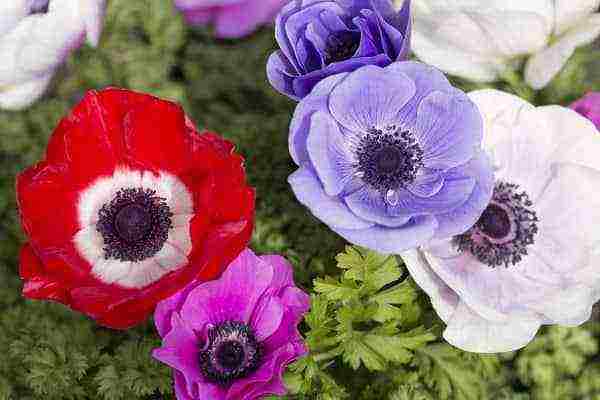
[288, 62, 494, 254]
[152, 249, 310, 400]
[571, 92, 600, 131]
[174, 0, 288, 39]
[267, 0, 411, 100]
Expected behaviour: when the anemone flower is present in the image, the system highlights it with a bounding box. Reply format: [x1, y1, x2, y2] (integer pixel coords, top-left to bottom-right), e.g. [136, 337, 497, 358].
[402, 89, 600, 352]
[17, 88, 255, 329]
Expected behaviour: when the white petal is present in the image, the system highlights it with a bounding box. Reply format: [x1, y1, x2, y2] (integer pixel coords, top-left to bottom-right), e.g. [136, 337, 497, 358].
[526, 283, 595, 326]
[423, 242, 554, 322]
[0, 73, 52, 110]
[77, 169, 141, 228]
[151, 241, 188, 273]
[470, 90, 555, 197]
[73, 225, 104, 264]
[444, 301, 542, 353]
[412, 8, 549, 82]
[534, 163, 600, 267]
[116, 259, 167, 289]
[401, 249, 459, 322]
[166, 214, 193, 257]
[412, 15, 504, 82]
[78, 0, 106, 46]
[532, 105, 600, 171]
[0, 0, 29, 36]
[553, 0, 600, 35]
[142, 170, 194, 215]
[525, 14, 600, 89]
[92, 258, 133, 285]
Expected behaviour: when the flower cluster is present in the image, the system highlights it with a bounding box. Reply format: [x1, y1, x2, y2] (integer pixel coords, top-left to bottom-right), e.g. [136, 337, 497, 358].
[9, 0, 600, 399]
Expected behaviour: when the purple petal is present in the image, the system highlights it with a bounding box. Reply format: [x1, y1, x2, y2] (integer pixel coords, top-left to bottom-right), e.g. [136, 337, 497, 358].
[291, 53, 391, 99]
[259, 255, 296, 290]
[289, 72, 350, 163]
[267, 51, 300, 100]
[173, 372, 195, 400]
[334, 215, 438, 254]
[282, 1, 347, 73]
[152, 313, 202, 394]
[329, 65, 416, 133]
[307, 111, 357, 196]
[415, 90, 483, 170]
[180, 250, 275, 331]
[386, 61, 454, 128]
[353, 13, 381, 57]
[212, 0, 285, 39]
[227, 343, 304, 400]
[251, 296, 285, 342]
[344, 185, 412, 227]
[388, 174, 476, 218]
[406, 170, 445, 198]
[288, 167, 374, 230]
[154, 282, 196, 337]
[433, 151, 494, 239]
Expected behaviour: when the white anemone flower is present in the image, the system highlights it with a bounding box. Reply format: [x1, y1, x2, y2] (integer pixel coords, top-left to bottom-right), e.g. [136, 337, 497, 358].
[0, 0, 106, 110]
[402, 89, 600, 353]
[406, 0, 600, 89]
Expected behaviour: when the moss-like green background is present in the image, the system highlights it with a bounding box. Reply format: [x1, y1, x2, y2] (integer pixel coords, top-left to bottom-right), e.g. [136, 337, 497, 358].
[1, 1, 599, 399]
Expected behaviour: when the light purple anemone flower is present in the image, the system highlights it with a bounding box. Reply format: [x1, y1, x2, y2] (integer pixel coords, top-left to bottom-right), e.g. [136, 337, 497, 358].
[152, 249, 310, 400]
[174, 0, 289, 39]
[288, 62, 494, 254]
[403, 90, 600, 353]
[571, 92, 600, 131]
[267, 0, 411, 100]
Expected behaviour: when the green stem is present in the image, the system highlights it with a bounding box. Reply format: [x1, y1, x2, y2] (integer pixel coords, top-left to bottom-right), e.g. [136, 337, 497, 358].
[500, 69, 535, 103]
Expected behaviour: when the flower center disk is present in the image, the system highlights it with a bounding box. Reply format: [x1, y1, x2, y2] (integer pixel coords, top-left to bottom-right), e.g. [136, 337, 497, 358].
[325, 31, 360, 64]
[97, 187, 173, 262]
[199, 321, 262, 386]
[356, 128, 424, 195]
[454, 181, 539, 267]
[29, 0, 49, 14]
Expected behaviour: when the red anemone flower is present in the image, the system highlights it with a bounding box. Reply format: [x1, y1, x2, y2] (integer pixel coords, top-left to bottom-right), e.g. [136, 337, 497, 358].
[17, 88, 255, 329]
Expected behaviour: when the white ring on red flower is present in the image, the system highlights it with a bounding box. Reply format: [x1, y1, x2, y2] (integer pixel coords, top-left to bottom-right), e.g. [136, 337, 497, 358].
[73, 168, 193, 289]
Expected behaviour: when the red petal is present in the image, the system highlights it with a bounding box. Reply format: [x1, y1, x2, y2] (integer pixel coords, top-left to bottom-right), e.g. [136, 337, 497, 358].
[20, 244, 69, 303]
[16, 163, 79, 248]
[123, 98, 194, 174]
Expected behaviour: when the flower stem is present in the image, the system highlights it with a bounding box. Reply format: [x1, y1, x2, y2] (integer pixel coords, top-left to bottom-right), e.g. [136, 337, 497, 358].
[500, 69, 535, 103]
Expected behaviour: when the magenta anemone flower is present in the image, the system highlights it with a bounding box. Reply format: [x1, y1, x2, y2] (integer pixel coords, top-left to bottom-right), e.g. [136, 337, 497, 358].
[152, 249, 310, 400]
[174, 0, 289, 39]
[571, 92, 600, 131]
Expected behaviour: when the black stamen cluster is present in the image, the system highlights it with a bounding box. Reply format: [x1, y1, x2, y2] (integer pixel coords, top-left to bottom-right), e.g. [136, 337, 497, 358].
[325, 31, 361, 64]
[30, 0, 49, 14]
[355, 128, 424, 193]
[454, 181, 539, 268]
[97, 188, 173, 262]
[199, 321, 262, 387]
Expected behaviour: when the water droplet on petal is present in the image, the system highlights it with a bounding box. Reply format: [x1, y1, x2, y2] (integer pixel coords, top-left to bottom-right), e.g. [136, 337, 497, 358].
[354, 171, 365, 179]
[385, 189, 399, 206]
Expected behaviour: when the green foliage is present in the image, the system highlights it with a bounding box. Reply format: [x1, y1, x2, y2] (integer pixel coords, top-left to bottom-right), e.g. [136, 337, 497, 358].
[511, 325, 600, 400]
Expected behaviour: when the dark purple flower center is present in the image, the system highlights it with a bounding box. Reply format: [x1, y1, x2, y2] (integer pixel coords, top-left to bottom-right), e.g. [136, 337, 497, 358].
[97, 188, 173, 262]
[325, 30, 361, 64]
[355, 128, 424, 194]
[199, 321, 262, 387]
[454, 181, 539, 268]
[29, 0, 49, 14]
[477, 204, 511, 239]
